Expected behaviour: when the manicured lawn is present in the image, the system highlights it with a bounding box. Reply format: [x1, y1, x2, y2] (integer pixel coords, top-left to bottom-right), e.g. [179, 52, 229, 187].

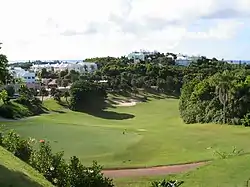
[115, 154, 250, 187]
[2, 97, 250, 169]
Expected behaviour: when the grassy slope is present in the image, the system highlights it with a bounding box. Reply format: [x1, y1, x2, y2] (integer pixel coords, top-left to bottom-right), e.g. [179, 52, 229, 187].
[115, 154, 250, 187]
[0, 146, 53, 187]
[2, 96, 250, 169]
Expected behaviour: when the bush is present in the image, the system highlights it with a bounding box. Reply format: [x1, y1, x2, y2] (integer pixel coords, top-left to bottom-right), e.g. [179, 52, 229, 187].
[1, 130, 33, 162]
[29, 141, 69, 186]
[151, 179, 184, 187]
[68, 157, 114, 187]
[29, 140, 114, 187]
[241, 113, 250, 127]
[0, 102, 31, 119]
[5, 85, 15, 97]
[0, 130, 114, 187]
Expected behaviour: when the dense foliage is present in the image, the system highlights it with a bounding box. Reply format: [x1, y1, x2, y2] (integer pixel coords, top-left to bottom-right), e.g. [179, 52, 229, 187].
[70, 80, 107, 111]
[0, 129, 114, 187]
[179, 68, 250, 125]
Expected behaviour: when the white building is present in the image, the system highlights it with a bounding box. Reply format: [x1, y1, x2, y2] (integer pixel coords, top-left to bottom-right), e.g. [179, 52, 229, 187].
[175, 54, 201, 66]
[31, 62, 98, 73]
[8, 67, 36, 83]
[127, 50, 158, 62]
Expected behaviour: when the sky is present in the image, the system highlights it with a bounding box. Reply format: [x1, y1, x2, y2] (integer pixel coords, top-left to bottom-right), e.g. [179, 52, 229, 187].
[0, 0, 250, 61]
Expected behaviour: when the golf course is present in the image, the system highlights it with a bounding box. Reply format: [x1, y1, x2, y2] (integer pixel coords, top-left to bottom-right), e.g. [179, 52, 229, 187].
[1, 93, 250, 186]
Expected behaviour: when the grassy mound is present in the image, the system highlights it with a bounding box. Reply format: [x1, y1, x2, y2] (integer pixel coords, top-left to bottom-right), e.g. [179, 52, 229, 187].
[115, 154, 250, 187]
[0, 146, 53, 187]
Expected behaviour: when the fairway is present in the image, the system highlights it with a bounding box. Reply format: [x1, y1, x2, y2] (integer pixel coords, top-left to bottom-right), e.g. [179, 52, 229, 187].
[2, 98, 250, 168]
[115, 154, 250, 187]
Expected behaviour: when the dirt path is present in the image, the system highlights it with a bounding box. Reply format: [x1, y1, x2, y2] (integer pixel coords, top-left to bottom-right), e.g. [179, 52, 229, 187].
[102, 161, 208, 178]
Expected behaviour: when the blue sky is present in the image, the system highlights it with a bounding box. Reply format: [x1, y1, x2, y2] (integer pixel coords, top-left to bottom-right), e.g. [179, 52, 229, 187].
[0, 0, 250, 61]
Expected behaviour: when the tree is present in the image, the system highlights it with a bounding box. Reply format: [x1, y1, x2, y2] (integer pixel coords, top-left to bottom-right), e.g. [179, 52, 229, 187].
[64, 91, 70, 104]
[212, 71, 234, 124]
[40, 87, 47, 103]
[50, 87, 57, 96]
[40, 68, 47, 78]
[70, 80, 107, 111]
[59, 70, 68, 78]
[0, 45, 9, 85]
[90, 64, 96, 72]
[62, 79, 69, 88]
[53, 89, 61, 102]
[83, 64, 88, 72]
[5, 85, 15, 97]
[0, 90, 8, 104]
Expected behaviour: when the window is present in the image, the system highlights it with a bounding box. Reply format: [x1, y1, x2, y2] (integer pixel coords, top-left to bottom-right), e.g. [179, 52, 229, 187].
[31, 77, 35, 79]
[28, 77, 31, 79]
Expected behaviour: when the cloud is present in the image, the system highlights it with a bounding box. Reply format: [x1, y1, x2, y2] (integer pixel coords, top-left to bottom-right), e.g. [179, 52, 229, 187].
[0, 0, 249, 60]
[186, 20, 244, 40]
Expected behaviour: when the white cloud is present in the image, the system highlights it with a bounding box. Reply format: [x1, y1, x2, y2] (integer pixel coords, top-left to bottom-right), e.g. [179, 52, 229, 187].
[0, 0, 249, 60]
[186, 20, 244, 39]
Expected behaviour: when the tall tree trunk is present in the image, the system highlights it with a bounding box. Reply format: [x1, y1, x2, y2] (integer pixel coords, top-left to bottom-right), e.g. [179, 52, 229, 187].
[223, 102, 226, 124]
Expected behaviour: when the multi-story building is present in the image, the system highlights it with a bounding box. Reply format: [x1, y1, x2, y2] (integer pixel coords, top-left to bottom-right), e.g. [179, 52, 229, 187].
[127, 50, 159, 62]
[31, 62, 98, 73]
[7, 67, 41, 91]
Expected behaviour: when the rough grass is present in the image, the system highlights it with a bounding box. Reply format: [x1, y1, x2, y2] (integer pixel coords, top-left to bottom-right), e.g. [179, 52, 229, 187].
[115, 154, 250, 187]
[0, 146, 53, 187]
[2, 96, 250, 169]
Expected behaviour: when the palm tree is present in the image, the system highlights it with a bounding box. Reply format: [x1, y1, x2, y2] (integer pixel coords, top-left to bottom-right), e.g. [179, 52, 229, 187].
[40, 87, 47, 103]
[213, 70, 234, 124]
[64, 91, 70, 105]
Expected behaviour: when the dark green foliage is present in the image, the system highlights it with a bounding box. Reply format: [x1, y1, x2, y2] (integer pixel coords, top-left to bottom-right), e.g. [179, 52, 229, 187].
[180, 69, 250, 125]
[0, 102, 31, 119]
[241, 113, 250, 127]
[70, 80, 107, 111]
[151, 179, 184, 187]
[4, 85, 15, 97]
[0, 53, 9, 85]
[53, 89, 62, 102]
[1, 130, 33, 162]
[0, 129, 114, 187]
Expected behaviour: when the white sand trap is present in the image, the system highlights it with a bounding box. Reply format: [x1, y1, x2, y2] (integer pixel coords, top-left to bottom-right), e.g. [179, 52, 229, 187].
[113, 99, 140, 107]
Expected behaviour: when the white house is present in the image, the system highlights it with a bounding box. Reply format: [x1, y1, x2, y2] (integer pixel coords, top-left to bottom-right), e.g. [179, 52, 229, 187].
[7, 67, 40, 91]
[127, 50, 158, 62]
[30, 62, 98, 73]
[175, 54, 201, 66]
[175, 55, 190, 66]
[8, 67, 36, 83]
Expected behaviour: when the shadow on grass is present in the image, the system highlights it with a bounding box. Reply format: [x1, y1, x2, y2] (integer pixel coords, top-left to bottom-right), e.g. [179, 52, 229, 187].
[85, 110, 135, 120]
[0, 165, 44, 187]
[74, 99, 135, 120]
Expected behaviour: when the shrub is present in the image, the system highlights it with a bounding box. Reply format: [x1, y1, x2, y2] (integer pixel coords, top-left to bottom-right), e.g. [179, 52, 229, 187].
[151, 179, 184, 187]
[68, 157, 114, 187]
[0, 130, 114, 187]
[241, 113, 250, 127]
[29, 141, 69, 186]
[1, 130, 33, 162]
[5, 85, 15, 97]
[30, 140, 114, 187]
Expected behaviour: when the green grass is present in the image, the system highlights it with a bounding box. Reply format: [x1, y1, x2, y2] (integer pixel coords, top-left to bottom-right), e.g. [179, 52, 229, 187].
[115, 154, 250, 187]
[2, 96, 250, 169]
[0, 146, 53, 187]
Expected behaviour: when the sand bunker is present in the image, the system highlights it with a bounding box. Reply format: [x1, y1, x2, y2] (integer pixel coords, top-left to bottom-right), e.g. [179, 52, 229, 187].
[113, 99, 139, 107]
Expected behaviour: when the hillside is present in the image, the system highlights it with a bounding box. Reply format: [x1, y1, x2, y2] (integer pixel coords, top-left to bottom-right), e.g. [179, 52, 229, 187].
[0, 146, 53, 187]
